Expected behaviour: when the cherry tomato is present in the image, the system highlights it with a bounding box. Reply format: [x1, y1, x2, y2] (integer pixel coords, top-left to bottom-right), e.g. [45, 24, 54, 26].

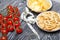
[8, 15, 12, 18]
[0, 20, 3, 24]
[3, 16, 8, 21]
[8, 19, 13, 21]
[13, 17, 19, 22]
[14, 22, 21, 28]
[0, 14, 3, 19]
[7, 5, 13, 9]
[8, 10, 13, 15]
[2, 23, 7, 28]
[7, 25, 14, 32]
[15, 7, 19, 12]
[6, 28, 9, 32]
[7, 20, 13, 25]
[0, 37, 1, 40]
[16, 28, 23, 34]
[13, 14, 18, 18]
[7, 5, 14, 12]
[1, 36, 7, 40]
[8, 26, 14, 32]
[14, 7, 19, 13]
[0, 27, 1, 32]
[15, 23, 20, 28]
[17, 12, 20, 17]
[14, 14, 16, 17]
[1, 28, 8, 35]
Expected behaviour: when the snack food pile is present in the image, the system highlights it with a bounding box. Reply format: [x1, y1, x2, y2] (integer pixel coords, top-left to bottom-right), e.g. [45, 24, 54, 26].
[27, 0, 51, 12]
[36, 11, 60, 31]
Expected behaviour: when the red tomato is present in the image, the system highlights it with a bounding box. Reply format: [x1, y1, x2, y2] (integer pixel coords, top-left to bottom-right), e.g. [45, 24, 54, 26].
[3, 16, 8, 21]
[2, 23, 7, 28]
[13, 14, 17, 17]
[6, 28, 9, 31]
[8, 26, 14, 32]
[14, 22, 21, 28]
[0, 26, 1, 32]
[1, 36, 7, 40]
[8, 15, 12, 18]
[7, 5, 14, 12]
[7, 5, 13, 9]
[1, 28, 8, 35]
[15, 23, 20, 28]
[0, 20, 3, 24]
[16, 28, 23, 34]
[7, 25, 14, 32]
[15, 7, 19, 12]
[8, 10, 13, 15]
[0, 14, 3, 19]
[13, 17, 19, 22]
[17, 12, 20, 17]
[14, 7, 19, 13]
[7, 20, 13, 25]
[0, 37, 1, 40]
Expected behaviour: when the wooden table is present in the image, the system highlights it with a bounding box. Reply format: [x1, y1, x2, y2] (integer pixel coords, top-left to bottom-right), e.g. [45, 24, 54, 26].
[0, 0, 60, 40]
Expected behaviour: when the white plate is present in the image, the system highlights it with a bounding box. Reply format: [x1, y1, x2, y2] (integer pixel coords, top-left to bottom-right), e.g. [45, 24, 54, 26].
[36, 11, 60, 32]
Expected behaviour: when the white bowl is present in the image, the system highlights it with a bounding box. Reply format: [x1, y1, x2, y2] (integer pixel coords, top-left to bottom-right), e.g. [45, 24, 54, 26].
[46, 0, 52, 11]
[27, 0, 53, 12]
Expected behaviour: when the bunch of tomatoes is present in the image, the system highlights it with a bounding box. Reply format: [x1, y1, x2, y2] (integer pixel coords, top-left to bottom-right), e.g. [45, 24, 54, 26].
[0, 5, 23, 40]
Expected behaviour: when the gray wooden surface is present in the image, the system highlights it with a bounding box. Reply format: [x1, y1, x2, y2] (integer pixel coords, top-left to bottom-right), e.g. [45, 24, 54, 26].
[0, 0, 60, 40]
